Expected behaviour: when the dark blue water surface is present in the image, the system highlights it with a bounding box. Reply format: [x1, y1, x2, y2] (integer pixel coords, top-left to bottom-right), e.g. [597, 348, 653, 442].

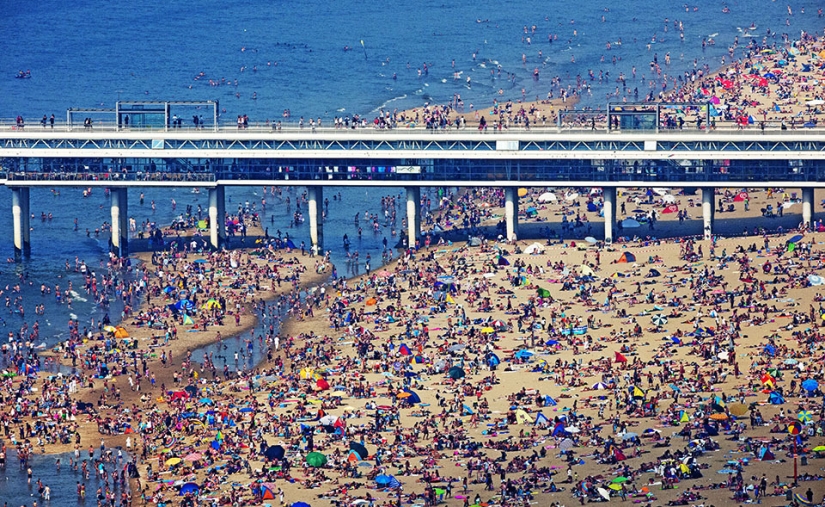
[2, 0, 824, 121]
[0, 450, 132, 507]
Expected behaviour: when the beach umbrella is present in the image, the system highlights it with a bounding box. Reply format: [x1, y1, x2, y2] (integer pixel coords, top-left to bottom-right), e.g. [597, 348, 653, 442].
[376, 474, 399, 487]
[621, 218, 641, 228]
[537, 287, 551, 298]
[784, 358, 799, 365]
[103, 325, 117, 333]
[514, 349, 534, 359]
[299, 367, 315, 379]
[584, 236, 598, 244]
[538, 192, 557, 203]
[292, 503, 312, 507]
[799, 410, 813, 423]
[559, 438, 575, 451]
[480, 327, 495, 334]
[199, 398, 213, 405]
[651, 315, 668, 326]
[795, 494, 814, 506]
[306, 452, 327, 467]
[801, 379, 818, 392]
[448, 344, 466, 353]
[179, 482, 199, 496]
[597, 487, 611, 501]
[183, 452, 202, 462]
[448, 366, 465, 380]
[812, 446, 825, 452]
[400, 390, 421, 403]
[517, 188, 528, 197]
[201, 299, 221, 310]
[165, 457, 182, 466]
[621, 432, 638, 440]
[608, 483, 622, 491]
[316, 378, 330, 391]
[709, 413, 728, 421]
[592, 382, 608, 390]
[365, 297, 377, 306]
[611, 476, 628, 483]
[264, 445, 285, 460]
[319, 415, 339, 426]
[349, 442, 369, 459]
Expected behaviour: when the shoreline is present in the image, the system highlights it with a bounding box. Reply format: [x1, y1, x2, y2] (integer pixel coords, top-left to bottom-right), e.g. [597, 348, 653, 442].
[26, 246, 331, 505]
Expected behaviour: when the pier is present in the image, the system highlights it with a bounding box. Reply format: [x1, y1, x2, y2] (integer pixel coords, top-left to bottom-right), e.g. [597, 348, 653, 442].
[2, 102, 825, 256]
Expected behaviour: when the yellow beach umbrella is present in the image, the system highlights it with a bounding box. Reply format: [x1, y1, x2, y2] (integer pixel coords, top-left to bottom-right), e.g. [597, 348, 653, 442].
[103, 325, 117, 333]
[165, 457, 182, 466]
[517, 188, 528, 197]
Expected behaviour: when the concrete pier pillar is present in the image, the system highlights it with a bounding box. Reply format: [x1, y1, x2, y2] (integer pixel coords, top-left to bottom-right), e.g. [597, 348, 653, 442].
[603, 187, 616, 244]
[504, 187, 518, 241]
[702, 187, 715, 240]
[208, 185, 226, 250]
[307, 186, 324, 254]
[110, 188, 129, 256]
[802, 187, 814, 231]
[11, 187, 31, 257]
[406, 186, 421, 248]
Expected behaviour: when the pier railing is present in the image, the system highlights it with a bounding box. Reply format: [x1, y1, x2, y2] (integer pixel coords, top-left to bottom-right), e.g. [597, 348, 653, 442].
[0, 119, 822, 135]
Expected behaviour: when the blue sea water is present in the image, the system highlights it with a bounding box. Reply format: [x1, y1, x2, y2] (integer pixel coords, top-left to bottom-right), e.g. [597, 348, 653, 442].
[0, 1, 824, 503]
[0, 451, 131, 507]
[2, 0, 824, 121]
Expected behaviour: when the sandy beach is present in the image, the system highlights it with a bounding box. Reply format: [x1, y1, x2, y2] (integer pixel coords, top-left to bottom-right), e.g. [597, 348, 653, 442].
[14, 181, 825, 507]
[3, 29, 825, 507]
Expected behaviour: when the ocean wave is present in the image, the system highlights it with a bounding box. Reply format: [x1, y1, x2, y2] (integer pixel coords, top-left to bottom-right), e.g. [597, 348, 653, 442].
[69, 290, 87, 302]
[369, 94, 408, 114]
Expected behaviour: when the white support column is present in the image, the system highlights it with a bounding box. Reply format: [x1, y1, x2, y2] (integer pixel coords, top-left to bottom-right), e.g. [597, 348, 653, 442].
[11, 187, 30, 257]
[307, 186, 324, 254]
[802, 187, 814, 231]
[406, 186, 421, 248]
[702, 187, 715, 240]
[603, 187, 616, 244]
[504, 187, 518, 241]
[208, 185, 226, 250]
[110, 188, 129, 256]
